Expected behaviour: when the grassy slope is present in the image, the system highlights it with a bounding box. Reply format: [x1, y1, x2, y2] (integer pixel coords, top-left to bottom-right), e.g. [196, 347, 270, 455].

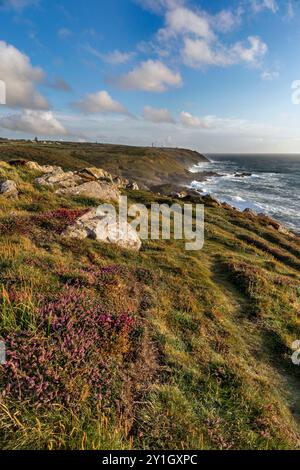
[0, 149, 300, 450]
[0, 141, 208, 188]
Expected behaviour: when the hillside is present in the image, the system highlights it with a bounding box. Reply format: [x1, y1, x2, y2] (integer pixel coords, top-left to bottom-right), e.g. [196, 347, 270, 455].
[0, 141, 208, 189]
[0, 145, 300, 450]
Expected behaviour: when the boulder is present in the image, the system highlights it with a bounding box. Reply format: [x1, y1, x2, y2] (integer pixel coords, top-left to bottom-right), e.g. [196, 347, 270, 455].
[191, 170, 222, 179]
[0, 180, 18, 198]
[222, 202, 234, 210]
[258, 214, 293, 236]
[126, 182, 140, 191]
[170, 191, 187, 199]
[25, 161, 44, 172]
[63, 209, 141, 251]
[243, 208, 257, 218]
[235, 172, 252, 178]
[77, 167, 113, 182]
[25, 161, 61, 174]
[202, 194, 222, 207]
[180, 189, 204, 203]
[186, 188, 203, 197]
[36, 168, 83, 188]
[33, 163, 120, 201]
[56, 181, 120, 202]
[113, 176, 130, 189]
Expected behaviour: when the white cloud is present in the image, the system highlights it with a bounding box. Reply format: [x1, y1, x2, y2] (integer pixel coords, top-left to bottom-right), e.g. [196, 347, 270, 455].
[261, 70, 279, 80]
[212, 8, 244, 32]
[134, 0, 185, 14]
[135, 2, 268, 74]
[183, 36, 267, 68]
[286, 1, 295, 19]
[101, 50, 134, 65]
[143, 106, 175, 123]
[180, 111, 202, 127]
[232, 36, 268, 63]
[86, 45, 133, 65]
[0, 110, 68, 136]
[0, 41, 49, 109]
[183, 38, 230, 68]
[42, 111, 300, 153]
[179, 111, 248, 130]
[116, 60, 182, 92]
[0, 0, 38, 10]
[162, 7, 214, 40]
[74, 90, 127, 114]
[151, 2, 242, 38]
[251, 0, 279, 14]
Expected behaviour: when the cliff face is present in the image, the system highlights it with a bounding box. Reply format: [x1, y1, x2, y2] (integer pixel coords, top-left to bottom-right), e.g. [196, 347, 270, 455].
[0, 145, 300, 450]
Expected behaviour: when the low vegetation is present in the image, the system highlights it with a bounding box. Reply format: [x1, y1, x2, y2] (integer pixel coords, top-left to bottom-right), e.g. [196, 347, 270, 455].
[0, 144, 300, 450]
[0, 140, 208, 188]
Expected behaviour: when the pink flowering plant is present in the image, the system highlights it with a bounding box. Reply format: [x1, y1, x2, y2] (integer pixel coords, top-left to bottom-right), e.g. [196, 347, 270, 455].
[1, 286, 136, 410]
[57, 264, 125, 288]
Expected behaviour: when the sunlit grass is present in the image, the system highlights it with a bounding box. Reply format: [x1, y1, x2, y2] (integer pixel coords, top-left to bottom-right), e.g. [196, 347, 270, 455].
[0, 153, 299, 450]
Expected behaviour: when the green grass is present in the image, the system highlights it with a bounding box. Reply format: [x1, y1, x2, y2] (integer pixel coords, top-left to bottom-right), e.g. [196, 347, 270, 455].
[0, 141, 207, 189]
[0, 148, 299, 450]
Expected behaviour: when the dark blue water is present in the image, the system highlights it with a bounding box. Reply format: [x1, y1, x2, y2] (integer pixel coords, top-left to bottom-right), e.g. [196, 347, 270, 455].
[190, 154, 300, 233]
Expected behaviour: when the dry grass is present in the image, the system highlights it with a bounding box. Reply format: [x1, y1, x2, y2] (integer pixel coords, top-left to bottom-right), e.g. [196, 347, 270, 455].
[0, 152, 300, 450]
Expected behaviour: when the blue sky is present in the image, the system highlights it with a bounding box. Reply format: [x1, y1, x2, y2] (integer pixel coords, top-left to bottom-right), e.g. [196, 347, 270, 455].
[0, 0, 300, 152]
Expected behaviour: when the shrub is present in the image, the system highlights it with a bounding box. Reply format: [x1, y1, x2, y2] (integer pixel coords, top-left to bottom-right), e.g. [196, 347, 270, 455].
[0, 209, 88, 238]
[239, 234, 300, 271]
[57, 264, 125, 288]
[32, 208, 88, 234]
[1, 286, 136, 410]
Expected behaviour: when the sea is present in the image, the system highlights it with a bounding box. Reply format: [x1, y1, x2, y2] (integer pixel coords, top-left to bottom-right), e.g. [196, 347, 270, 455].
[190, 154, 300, 233]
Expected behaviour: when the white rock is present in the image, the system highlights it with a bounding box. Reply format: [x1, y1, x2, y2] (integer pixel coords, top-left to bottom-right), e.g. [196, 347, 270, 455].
[64, 209, 141, 251]
[0, 180, 18, 198]
[56, 181, 120, 202]
[25, 161, 43, 172]
[25, 161, 62, 174]
[36, 169, 83, 188]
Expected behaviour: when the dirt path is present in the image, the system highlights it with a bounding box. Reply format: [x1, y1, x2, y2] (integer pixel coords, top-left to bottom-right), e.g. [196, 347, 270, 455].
[212, 258, 300, 435]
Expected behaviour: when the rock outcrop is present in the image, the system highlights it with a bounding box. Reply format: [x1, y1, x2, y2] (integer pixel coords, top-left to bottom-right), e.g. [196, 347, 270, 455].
[11, 160, 136, 200]
[24, 161, 59, 174]
[0, 180, 18, 198]
[33, 164, 120, 202]
[170, 190, 187, 199]
[235, 172, 252, 178]
[63, 208, 142, 251]
[56, 181, 120, 202]
[243, 208, 257, 218]
[113, 177, 130, 189]
[258, 214, 294, 237]
[77, 167, 113, 182]
[36, 168, 83, 188]
[202, 194, 222, 207]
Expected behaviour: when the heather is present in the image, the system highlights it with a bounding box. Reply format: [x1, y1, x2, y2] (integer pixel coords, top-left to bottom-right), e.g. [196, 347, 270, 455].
[0, 144, 300, 450]
[2, 287, 136, 410]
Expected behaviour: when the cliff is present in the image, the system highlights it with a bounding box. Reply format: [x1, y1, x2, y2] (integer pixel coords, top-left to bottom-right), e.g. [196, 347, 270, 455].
[0, 141, 208, 189]
[0, 143, 299, 450]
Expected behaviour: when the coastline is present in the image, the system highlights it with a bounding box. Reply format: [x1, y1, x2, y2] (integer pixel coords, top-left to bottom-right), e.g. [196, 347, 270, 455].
[187, 156, 300, 236]
[1, 149, 300, 450]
